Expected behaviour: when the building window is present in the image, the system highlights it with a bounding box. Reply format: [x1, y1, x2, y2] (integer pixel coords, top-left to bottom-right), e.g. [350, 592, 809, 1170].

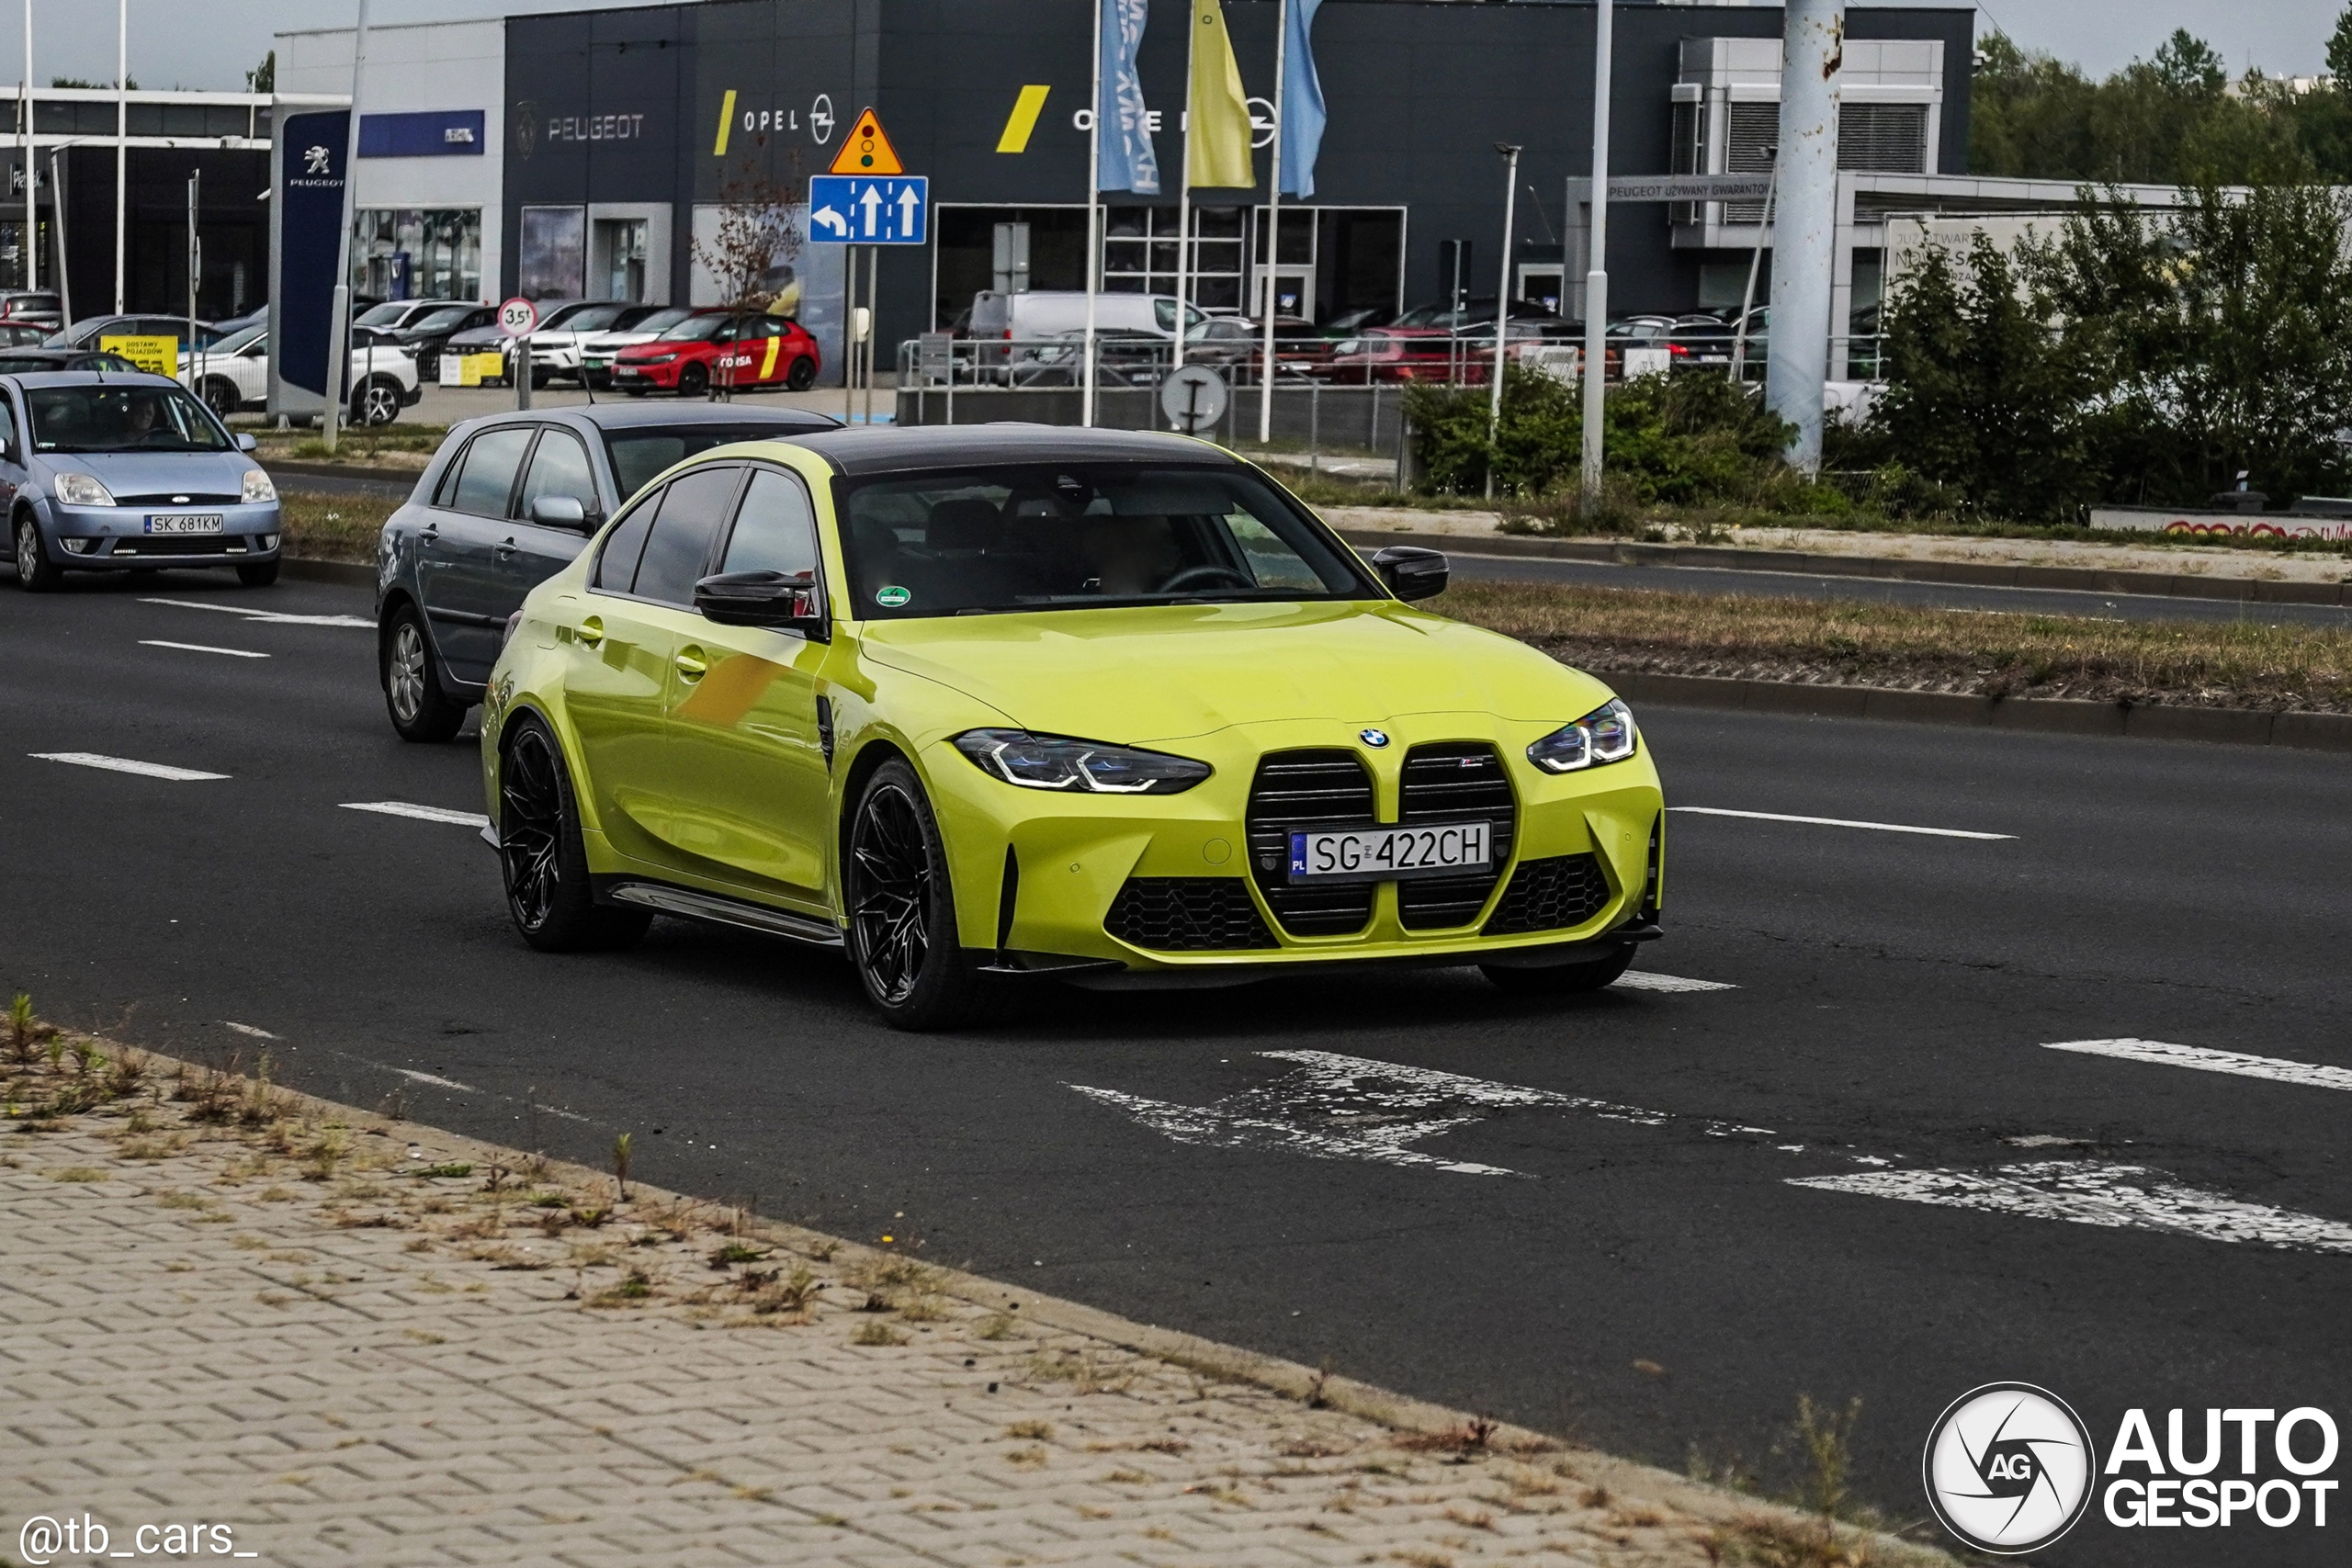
[353, 208, 481, 302]
[518, 206, 585, 301]
[1102, 206, 1246, 311]
[1838, 103, 1929, 174]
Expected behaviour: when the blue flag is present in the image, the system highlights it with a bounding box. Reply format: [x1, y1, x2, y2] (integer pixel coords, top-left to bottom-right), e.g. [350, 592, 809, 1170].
[1097, 0, 1160, 195]
[1278, 0, 1327, 197]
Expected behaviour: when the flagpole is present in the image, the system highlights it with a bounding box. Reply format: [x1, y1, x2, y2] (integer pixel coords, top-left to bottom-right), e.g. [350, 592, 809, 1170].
[1172, 4, 1196, 377]
[1256, 0, 1288, 445]
[1082, 0, 1102, 428]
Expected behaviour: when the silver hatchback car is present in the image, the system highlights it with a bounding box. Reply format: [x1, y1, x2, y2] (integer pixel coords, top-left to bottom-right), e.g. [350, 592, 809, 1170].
[4, 371, 280, 591]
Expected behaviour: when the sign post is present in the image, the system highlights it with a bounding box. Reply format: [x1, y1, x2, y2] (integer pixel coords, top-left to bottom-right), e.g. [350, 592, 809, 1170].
[808, 107, 925, 424]
[500, 296, 539, 410]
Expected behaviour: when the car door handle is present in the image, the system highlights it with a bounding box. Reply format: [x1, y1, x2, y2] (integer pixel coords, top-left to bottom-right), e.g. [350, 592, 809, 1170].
[419, 525, 440, 543]
[492, 537, 518, 558]
[674, 647, 707, 681]
[575, 616, 604, 648]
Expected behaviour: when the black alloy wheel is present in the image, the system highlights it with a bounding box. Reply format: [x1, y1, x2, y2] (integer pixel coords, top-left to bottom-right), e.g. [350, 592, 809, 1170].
[677, 362, 710, 398]
[498, 717, 650, 953]
[379, 604, 466, 742]
[354, 377, 402, 427]
[13, 513, 60, 591]
[201, 377, 240, 417]
[785, 355, 818, 390]
[846, 760, 978, 1029]
[1479, 944, 1636, 995]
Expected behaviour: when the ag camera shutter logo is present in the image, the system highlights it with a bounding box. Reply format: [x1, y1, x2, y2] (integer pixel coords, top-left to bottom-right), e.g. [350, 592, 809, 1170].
[1923, 1382, 2097, 1554]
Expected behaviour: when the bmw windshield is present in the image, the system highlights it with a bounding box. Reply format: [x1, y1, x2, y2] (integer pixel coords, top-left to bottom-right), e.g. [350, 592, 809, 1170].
[839, 464, 1377, 619]
[26, 384, 233, 454]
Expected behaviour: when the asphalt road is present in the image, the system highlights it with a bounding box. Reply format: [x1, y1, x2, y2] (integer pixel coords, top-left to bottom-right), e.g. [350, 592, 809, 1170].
[1441, 547, 2352, 628]
[4, 569, 2346, 1567]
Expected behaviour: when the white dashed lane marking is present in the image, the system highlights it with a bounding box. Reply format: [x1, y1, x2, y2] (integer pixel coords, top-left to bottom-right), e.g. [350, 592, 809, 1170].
[221, 1021, 280, 1040]
[341, 801, 492, 829]
[140, 596, 374, 629]
[141, 639, 270, 659]
[1613, 970, 1736, 994]
[1668, 806, 2016, 841]
[30, 751, 229, 782]
[2043, 1038, 2352, 1093]
[1788, 1161, 2352, 1254]
[392, 1068, 477, 1092]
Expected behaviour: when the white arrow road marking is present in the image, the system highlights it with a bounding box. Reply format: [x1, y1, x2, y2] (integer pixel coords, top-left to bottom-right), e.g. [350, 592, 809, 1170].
[858, 185, 882, 236]
[139, 596, 374, 629]
[1613, 971, 1737, 994]
[341, 801, 492, 829]
[1669, 807, 2016, 840]
[31, 751, 228, 781]
[2042, 1038, 2352, 1093]
[1790, 1160, 2352, 1254]
[1068, 1049, 1777, 1178]
[141, 639, 269, 659]
[897, 185, 919, 232]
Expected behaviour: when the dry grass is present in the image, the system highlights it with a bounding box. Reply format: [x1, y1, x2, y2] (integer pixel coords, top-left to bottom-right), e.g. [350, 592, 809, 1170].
[277, 491, 400, 564]
[1432, 578, 2352, 711]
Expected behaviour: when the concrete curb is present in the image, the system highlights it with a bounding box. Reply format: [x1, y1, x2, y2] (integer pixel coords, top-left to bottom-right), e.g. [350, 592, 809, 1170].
[266, 457, 425, 491]
[111, 1038, 1952, 1565]
[1602, 670, 2352, 752]
[1340, 526, 2352, 606]
[282, 557, 375, 588]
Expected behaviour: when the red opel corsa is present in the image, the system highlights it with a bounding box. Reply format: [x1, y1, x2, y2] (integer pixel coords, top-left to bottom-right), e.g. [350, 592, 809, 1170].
[611, 309, 821, 397]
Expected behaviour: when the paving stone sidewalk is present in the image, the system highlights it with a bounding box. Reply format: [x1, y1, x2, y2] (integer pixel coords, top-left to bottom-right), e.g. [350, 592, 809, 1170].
[1, 1039, 1939, 1568]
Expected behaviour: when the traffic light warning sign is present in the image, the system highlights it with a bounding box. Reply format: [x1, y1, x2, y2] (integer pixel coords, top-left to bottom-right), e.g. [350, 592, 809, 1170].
[829, 108, 903, 175]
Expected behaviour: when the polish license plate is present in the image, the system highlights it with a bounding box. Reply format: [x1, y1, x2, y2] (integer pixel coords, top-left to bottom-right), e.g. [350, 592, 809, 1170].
[145, 513, 223, 535]
[1288, 821, 1491, 883]
[613, 367, 642, 378]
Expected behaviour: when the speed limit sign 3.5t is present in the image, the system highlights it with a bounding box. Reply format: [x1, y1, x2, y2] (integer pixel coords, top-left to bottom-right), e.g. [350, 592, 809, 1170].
[498, 297, 538, 337]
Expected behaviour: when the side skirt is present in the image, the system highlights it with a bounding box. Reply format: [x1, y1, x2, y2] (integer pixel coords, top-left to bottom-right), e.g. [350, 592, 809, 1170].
[597, 877, 845, 951]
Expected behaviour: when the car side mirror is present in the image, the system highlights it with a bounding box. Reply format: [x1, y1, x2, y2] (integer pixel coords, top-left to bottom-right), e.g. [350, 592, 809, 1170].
[694, 569, 830, 641]
[1372, 545, 1449, 602]
[527, 493, 592, 530]
[235, 433, 258, 453]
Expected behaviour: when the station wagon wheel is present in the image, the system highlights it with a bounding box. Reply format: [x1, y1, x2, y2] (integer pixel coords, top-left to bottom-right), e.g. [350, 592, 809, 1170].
[498, 716, 649, 953]
[846, 760, 978, 1030]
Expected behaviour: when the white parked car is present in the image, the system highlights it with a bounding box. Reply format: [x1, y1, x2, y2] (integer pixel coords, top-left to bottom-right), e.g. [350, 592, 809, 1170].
[512, 300, 665, 388]
[180, 325, 424, 426]
[574, 305, 696, 389]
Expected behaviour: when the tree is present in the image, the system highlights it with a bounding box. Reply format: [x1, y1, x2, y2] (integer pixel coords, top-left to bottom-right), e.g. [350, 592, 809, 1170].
[246, 51, 276, 96]
[690, 155, 803, 311]
[2327, 6, 2352, 83]
[2150, 29, 2226, 97]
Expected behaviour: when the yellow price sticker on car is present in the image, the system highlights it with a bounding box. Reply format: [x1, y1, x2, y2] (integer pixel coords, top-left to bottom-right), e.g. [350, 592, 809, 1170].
[100, 334, 179, 376]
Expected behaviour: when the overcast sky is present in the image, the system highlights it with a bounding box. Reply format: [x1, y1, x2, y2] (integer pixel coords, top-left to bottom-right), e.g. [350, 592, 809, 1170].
[0, 1, 2345, 94]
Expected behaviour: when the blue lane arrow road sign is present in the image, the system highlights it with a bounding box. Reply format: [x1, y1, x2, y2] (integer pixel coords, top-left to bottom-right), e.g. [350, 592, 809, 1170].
[808, 175, 927, 245]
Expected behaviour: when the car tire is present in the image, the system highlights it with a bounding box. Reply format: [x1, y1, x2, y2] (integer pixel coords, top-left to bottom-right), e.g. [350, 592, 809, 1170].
[12, 513, 60, 592]
[1479, 945, 1636, 995]
[415, 352, 440, 382]
[845, 759, 980, 1031]
[786, 355, 817, 390]
[497, 716, 651, 953]
[530, 367, 551, 390]
[622, 387, 647, 398]
[380, 603, 467, 743]
[235, 559, 280, 587]
[353, 377, 403, 427]
[201, 377, 241, 417]
[677, 363, 709, 399]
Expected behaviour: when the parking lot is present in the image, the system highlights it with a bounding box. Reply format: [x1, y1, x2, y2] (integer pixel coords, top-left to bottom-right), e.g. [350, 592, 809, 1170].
[5, 569, 2346, 1567]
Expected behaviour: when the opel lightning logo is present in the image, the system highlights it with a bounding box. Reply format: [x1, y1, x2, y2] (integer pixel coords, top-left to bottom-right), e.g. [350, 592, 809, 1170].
[1922, 1382, 2097, 1554]
[1360, 728, 1390, 748]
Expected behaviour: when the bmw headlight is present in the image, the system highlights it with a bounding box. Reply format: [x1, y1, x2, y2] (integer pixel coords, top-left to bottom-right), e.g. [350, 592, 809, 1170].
[1525, 699, 1639, 774]
[53, 471, 116, 507]
[953, 729, 1212, 795]
[241, 468, 277, 503]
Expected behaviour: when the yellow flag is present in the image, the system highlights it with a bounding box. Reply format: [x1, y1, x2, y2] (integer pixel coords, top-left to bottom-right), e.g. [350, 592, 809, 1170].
[1187, 0, 1256, 188]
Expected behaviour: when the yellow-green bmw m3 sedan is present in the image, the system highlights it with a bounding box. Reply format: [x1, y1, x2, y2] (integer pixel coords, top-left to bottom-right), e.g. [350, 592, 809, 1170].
[480, 425, 1664, 1028]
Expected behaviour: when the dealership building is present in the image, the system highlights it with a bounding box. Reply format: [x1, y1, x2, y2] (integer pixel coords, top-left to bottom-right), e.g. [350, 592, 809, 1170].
[277, 0, 1991, 380]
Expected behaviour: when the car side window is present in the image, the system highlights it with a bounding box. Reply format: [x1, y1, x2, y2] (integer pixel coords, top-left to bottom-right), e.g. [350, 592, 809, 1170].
[628, 466, 743, 605]
[516, 428, 598, 522]
[448, 426, 535, 519]
[593, 485, 663, 592]
[718, 468, 818, 578]
[0, 398, 17, 459]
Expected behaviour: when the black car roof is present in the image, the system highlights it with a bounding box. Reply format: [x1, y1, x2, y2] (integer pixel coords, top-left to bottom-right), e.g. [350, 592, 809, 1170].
[782, 423, 1238, 476]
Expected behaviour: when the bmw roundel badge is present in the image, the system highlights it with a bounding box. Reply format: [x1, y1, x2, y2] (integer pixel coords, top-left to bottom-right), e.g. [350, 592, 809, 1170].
[1360, 728, 1391, 748]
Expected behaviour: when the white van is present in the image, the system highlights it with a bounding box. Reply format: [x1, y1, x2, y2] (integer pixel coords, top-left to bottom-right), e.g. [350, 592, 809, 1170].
[969, 290, 1208, 342]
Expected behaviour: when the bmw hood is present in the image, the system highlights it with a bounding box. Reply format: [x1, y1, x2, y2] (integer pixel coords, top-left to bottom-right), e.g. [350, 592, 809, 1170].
[44, 449, 254, 494]
[857, 602, 1615, 743]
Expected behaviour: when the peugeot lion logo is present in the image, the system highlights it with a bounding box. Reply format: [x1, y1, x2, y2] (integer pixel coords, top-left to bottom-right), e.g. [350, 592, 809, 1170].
[1359, 728, 1390, 748]
[1923, 1382, 2097, 1554]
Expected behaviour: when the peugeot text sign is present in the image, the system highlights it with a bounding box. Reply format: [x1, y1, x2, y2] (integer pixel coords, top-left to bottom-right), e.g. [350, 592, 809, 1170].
[808, 175, 928, 244]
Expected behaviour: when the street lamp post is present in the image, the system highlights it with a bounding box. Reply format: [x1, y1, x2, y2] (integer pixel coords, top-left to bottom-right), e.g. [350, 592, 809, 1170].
[1485, 141, 1520, 501]
[1577, 0, 1612, 509]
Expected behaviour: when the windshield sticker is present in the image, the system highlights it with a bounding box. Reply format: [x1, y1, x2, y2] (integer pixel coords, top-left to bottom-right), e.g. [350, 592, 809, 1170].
[875, 585, 910, 608]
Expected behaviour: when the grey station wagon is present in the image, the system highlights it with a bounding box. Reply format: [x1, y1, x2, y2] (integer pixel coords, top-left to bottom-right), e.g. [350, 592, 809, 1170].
[375, 401, 839, 740]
